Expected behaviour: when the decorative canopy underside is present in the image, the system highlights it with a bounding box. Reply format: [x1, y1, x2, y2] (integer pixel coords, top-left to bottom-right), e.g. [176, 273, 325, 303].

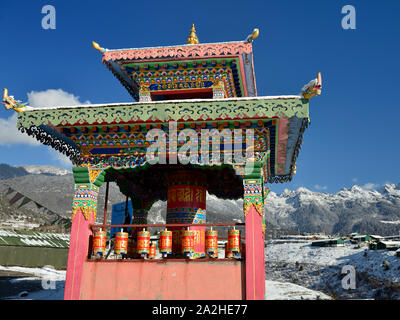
[17, 96, 309, 188]
[110, 164, 246, 203]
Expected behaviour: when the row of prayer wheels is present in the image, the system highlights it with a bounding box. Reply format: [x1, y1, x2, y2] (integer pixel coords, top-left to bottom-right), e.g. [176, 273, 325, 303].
[92, 227, 244, 259]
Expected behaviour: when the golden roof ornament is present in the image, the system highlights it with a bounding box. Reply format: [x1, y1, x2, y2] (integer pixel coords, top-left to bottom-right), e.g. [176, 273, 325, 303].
[301, 72, 322, 99]
[2, 88, 31, 113]
[245, 28, 259, 42]
[92, 41, 106, 53]
[187, 24, 199, 44]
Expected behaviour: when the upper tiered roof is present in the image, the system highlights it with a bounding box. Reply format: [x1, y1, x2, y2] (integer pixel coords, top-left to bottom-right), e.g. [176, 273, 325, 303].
[2, 25, 322, 190]
[93, 25, 259, 101]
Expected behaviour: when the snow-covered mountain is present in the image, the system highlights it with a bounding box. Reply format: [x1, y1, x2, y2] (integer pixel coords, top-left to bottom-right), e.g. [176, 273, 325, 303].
[148, 184, 400, 236]
[1, 163, 399, 236]
[14, 165, 70, 176]
[264, 184, 400, 235]
[0, 164, 70, 180]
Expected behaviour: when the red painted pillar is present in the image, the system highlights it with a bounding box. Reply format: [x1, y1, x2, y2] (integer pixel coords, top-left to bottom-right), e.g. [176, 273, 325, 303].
[243, 179, 265, 300]
[64, 184, 98, 300]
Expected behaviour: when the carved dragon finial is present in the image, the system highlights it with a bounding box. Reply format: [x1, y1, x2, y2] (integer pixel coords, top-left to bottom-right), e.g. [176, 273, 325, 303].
[245, 28, 259, 43]
[92, 41, 107, 53]
[2, 88, 31, 112]
[301, 72, 322, 99]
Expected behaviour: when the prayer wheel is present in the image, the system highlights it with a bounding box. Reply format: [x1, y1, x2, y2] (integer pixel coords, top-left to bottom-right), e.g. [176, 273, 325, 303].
[166, 171, 207, 256]
[205, 229, 218, 258]
[114, 230, 129, 255]
[137, 229, 150, 256]
[159, 229, 172, 256]
[181, 229, 194, 257]
[149, 242, 157, 259]
[228, 228, 241, 255]
[92, 229, 107, 256]
[225, 242, 233, 259]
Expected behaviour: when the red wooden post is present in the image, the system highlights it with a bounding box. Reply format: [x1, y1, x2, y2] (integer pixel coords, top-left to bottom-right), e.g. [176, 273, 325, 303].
[64, 209, 95, 300]
[243, 179, 265, 300]
[64, 184, 99, 300]
[245, 205, 265, 300]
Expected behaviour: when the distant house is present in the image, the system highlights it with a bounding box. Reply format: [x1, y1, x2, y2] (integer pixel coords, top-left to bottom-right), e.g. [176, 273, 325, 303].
[351, 235, 372, 243]
[311, 238, 345, 247]
[374, 241, 400, 251]
[0, 228, 70, 269]
[348, 233, 360, 239]
[370, 235, 384, 241]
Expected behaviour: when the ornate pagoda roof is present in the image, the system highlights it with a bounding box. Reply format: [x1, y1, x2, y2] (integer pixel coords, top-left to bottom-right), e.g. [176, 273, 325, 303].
[94, 27, 258, 101]
[3, 26, 322, 199]
[15, 95, 309, 185]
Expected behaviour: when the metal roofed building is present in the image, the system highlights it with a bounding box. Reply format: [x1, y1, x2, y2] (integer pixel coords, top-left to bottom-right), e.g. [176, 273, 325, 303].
[0, 228, 70, 269]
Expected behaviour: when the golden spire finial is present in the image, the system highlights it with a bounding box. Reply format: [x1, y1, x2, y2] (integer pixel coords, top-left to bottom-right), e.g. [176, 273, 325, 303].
[187, 24, 199, 44]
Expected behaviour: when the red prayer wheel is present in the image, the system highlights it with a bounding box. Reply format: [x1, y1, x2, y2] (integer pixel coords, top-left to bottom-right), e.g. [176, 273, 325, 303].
[228, 229, 241, 254]
[181, 229, 194, 256]
[92, 229, 107, 256]
[225, 242, 233, 258]
[159, 230, 172, 255]
[137, 230, 150, 255]
[205, 230, 218, 258]
[114, 230, 128, 255]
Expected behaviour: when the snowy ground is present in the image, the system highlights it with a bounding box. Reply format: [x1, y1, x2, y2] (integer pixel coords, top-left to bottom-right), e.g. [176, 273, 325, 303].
[266, 240, 400, 299]
[265, 280, 331, 300]
[0, 266, 65, 300]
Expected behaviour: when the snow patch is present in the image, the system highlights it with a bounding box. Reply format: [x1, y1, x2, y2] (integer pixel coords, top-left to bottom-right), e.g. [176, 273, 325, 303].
[265, 280, 331, 300]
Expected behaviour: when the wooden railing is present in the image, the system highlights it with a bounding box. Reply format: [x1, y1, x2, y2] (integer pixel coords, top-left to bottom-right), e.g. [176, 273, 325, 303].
[91, 222, 245, 231]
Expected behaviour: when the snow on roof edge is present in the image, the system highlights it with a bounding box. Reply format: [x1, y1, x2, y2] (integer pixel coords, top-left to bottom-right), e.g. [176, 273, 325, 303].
[103, 40, 248, 53]
[26, 95, 304, 111]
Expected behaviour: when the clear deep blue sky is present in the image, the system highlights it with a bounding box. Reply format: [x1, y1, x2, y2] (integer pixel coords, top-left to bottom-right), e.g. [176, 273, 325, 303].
[0, 0, 399, 194]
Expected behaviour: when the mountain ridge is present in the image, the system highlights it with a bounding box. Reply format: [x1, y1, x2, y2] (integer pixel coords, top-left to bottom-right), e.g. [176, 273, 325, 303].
[0, 163, 399, 236]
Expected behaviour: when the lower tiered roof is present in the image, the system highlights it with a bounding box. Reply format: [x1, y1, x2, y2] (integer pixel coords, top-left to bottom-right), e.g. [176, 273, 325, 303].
[16, 95, 309, 185]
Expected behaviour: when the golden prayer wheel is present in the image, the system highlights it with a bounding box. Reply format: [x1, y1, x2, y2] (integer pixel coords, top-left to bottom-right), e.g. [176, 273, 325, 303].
[114, 230, 129, 255]
[205, 230, 218, 258]
[159, 229, 172, 255]
[228, 229, 241, 254]
[137, 229, 150, 256]
[225, 242, 233, 259]
[181, 229, 194, 256]
[149, 242, 157, 259]
[92, 229, 107, 256]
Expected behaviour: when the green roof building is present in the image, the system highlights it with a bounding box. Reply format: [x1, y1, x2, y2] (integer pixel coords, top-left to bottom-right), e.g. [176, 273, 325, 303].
[311, 238, 345, 247]
[0, 228, 70, 269]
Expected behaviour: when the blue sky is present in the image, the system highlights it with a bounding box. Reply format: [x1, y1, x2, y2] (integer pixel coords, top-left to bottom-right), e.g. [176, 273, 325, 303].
[0, 0, 399, 194]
